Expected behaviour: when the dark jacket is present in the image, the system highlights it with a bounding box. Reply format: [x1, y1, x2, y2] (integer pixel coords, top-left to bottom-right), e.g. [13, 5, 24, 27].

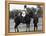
[33, 16, 38, 24]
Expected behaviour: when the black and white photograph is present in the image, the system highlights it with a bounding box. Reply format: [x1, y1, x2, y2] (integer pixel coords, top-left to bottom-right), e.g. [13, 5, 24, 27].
[9, 4, 44, 33]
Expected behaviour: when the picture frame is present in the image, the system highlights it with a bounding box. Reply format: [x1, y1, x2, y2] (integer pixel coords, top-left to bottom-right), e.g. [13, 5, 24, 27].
[5, 1, 45, 36]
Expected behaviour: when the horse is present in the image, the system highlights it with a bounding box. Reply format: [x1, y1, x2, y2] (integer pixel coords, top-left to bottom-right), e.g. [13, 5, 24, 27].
[14, 11, 31, 32]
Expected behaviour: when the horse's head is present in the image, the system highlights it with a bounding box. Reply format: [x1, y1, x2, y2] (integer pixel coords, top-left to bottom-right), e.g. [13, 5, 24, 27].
[22, 11, 26, 17]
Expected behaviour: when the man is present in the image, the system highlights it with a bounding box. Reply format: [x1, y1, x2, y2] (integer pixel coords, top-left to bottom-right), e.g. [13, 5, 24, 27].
[33, 15, 38, 31]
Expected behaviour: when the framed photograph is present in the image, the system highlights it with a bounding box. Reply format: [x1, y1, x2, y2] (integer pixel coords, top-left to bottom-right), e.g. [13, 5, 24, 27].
[5, 1, 45, 36]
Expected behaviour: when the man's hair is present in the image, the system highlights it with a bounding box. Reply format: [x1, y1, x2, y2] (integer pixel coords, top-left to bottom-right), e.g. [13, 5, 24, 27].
[24, 5, 27, 8]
